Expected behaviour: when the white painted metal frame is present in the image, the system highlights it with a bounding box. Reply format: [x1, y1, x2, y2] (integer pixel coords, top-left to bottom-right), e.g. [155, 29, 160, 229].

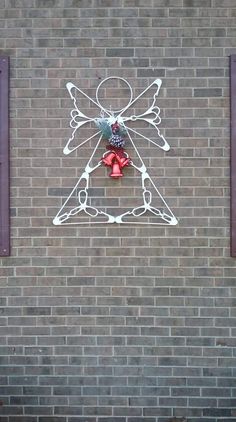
[53, 77, 178, 226]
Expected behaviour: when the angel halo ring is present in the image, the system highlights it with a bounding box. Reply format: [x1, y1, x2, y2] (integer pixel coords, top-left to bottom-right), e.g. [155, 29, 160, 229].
[96, 76, 133, 113]
[53, 76, 178, 226]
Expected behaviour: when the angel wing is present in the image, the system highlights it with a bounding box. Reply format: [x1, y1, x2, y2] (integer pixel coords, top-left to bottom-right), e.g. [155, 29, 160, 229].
[118, 79, 170, 152]
[63, 82, 112, 155]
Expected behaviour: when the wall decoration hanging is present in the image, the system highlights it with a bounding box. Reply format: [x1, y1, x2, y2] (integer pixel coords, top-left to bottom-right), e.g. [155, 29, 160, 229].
[53, 77, 178, 226]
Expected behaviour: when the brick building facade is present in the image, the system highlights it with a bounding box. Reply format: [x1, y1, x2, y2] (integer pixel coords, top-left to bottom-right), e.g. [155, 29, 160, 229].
[0, 0, 235, 421]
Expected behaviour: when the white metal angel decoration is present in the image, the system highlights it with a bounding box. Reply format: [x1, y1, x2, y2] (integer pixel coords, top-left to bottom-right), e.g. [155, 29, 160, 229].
[53, 77, 178, 226]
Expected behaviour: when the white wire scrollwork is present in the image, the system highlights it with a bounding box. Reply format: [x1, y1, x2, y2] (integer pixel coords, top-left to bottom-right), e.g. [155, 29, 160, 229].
[53, 77, 178, 226]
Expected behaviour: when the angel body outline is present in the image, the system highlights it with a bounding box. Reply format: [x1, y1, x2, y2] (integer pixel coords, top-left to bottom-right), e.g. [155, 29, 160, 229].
[53, 77, 178, 226]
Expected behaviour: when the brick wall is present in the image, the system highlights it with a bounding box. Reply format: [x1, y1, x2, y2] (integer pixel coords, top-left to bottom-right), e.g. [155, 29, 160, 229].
[0, 0, 236, 421]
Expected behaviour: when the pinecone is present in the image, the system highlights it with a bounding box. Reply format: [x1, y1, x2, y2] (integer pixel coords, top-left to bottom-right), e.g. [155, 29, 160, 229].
[109, 134, 125, 148]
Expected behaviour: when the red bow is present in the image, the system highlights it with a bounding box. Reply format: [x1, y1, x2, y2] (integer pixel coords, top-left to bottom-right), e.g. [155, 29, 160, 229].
[111, 121, 120, 132]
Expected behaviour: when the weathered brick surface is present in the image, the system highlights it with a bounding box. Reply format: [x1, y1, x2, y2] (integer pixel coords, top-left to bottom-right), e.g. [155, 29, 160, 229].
[0, 0, 236, 421]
